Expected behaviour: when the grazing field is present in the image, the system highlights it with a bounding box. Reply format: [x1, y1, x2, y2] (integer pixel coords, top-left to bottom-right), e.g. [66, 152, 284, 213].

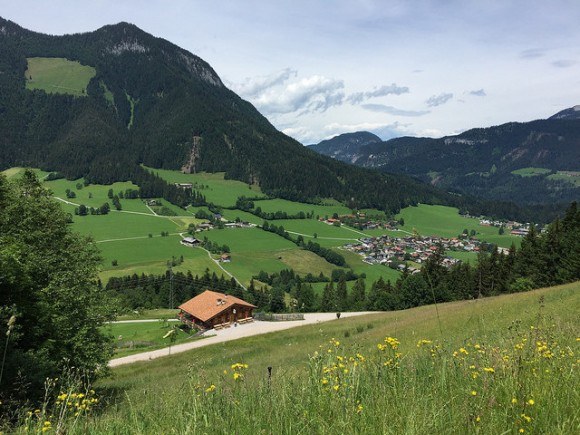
[1, 167, 50, 179]
[71, 212, 180, 241]
[511, 167, 552, 177]
[271, 219, 361, 246]
[396, 204, 521, 248]
[97, 235, 221, 277]
[547, 171, 580, 187]
[103, 320, 200, 358]
[116, 309, 179, 321]
[25, 57, 96, 96]
[202, 228, 298, 285]
[41, 282, 573, 434]
[252, 198, 352, 217]
[44, 178, 150, 213]
[148, 167, 266, 207]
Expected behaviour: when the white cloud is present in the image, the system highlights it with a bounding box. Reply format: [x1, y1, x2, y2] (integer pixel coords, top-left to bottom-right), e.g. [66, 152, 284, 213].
[232, 72, 345, 115]
[361, 104, 429, 117]
[469, 89, 486, 97]
[552, 59, 575, 68]
[520, 48, 545, 59]
[229, 68, 297, 98]
[425, 93, 453, 107]
[346, 83, 409, 104]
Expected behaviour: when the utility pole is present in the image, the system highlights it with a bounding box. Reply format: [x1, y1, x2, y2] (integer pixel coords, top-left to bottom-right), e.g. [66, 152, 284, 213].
[169, 265, 174, 309]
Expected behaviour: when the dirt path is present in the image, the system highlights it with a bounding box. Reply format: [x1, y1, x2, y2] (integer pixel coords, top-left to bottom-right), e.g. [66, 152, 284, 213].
[108, 312, 375, 367]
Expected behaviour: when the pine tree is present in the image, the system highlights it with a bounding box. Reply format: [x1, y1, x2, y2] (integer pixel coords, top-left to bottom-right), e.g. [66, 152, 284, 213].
[335, 275, 348, 311]
[320, 281, 336, 312]
[349, 277, 366, 311]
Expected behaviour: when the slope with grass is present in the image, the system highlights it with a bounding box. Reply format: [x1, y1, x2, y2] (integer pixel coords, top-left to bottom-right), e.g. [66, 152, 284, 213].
[25, 57, 96, 96]
[29, 282, 577, 434]
[396, 204, 521, 248]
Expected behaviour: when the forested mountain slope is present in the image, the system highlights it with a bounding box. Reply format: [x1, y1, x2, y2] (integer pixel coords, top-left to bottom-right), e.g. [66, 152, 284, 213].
[0, 17, 453, 213]
[311, 113, 580, 205]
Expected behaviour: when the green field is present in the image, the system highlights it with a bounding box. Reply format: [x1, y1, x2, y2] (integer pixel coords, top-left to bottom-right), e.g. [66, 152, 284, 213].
[148, 167, 266, 207]
[97, 235, 223, 278]
[44, 178, 150, 213]
[270, 219, 361, 246]
[547, 171, 580, 187]
[396, 204, 521, 248]
[511, 167, 552, 177]
[253, 198, 352, 217]
[25, 57, 96, 96]
[71, 211, 181, 241]
[64, 282, 578, 434]
[202, 228, 298, 285]
[116, 309, 179, 321]
[1, 167, 50, 179]
[103, 320, 200, 358]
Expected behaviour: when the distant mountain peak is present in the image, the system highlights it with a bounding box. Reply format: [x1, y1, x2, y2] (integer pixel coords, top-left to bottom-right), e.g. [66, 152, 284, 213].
[549, 105, 580, 120]
[309, 131, 382, 164]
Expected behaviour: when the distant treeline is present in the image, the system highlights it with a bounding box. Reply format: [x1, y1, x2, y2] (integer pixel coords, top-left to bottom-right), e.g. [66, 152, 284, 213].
[104, 269, 244, 311]
[261, 221, 346, 266]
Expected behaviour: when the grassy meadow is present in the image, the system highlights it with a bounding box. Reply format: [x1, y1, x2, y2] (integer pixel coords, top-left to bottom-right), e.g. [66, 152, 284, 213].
[25, 57, 96, 96]
[103, 320, 197, 358]
[547, 171, 580, 187]
[511, 167, 552, 177]
[148, 168, 267, 207]
[396, 204, 522, 248]
[15, 282, 578, 434]
[2, 168, 529, 287]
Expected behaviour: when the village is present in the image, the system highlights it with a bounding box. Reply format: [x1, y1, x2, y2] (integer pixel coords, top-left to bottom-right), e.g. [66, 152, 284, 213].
[344, 234, 487, 272]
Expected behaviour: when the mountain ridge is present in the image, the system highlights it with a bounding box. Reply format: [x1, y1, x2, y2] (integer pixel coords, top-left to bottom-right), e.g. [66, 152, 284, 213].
[0, 17, 454, 215]
[310, 109, 580, 205]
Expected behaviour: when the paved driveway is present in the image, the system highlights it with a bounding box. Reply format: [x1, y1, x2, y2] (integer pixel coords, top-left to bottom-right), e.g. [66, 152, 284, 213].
[108, 312, 374, 367]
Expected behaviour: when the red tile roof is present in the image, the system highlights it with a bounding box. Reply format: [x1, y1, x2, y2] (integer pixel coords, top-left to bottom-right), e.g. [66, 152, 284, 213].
[178, 290, 256, 322]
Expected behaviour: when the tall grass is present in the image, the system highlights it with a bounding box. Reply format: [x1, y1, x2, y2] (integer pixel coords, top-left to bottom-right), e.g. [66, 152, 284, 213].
[6, 284, 579, 434]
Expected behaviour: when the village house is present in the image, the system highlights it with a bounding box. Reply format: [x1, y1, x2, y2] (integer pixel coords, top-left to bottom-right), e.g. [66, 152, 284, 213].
[174, 183, 193, 189]
[220, 253, 231, 262]
[178, 290, 256, 330]
[180, 236, 200, 247]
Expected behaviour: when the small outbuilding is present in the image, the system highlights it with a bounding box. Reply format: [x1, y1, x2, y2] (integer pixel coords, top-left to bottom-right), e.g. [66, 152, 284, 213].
[180, 236, 200, 247]
[178, 290, 256, 330]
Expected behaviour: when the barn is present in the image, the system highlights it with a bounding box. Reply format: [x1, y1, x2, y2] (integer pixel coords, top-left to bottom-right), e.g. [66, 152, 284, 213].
[178, 290, 256, 330]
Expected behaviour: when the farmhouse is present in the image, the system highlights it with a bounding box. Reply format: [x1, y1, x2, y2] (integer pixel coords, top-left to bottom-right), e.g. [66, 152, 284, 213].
[180, 236, 200, 247]
[174, 182, 193, 189]
[178, 290, 256, 330]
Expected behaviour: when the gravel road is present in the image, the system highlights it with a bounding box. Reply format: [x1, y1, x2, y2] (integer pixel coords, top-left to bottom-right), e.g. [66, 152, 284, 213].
[108, 312, 374, 367]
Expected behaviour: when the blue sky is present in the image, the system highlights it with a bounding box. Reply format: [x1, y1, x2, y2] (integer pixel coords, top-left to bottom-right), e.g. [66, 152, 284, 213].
[2, 0, 579, 143]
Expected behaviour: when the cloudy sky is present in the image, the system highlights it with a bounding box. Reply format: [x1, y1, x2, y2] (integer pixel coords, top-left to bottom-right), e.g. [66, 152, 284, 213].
[2, 0, 579, 144]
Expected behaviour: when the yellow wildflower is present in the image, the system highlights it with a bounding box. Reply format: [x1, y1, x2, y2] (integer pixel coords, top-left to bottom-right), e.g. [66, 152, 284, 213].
[527, 399, 534, 406]
[205, 385, 216, 393]
[483, 367, 495, 373]
[471, 390, 477, 396]
[511, 398, 518, 404]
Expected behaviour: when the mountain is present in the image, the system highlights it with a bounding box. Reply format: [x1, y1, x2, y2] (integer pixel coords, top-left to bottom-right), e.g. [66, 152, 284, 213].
[0, 17, 455, 214]
[549, 105, 580, 120]
[310, 110, 580, 206]
[308, 132, 381, 164]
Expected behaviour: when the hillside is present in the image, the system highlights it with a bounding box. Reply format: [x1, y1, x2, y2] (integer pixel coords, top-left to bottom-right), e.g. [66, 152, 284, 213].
[20, 282, 580, 433]
[0, 17, 452, 214]
[308, 131, 382, 163]
[310, 112, 580, 206]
